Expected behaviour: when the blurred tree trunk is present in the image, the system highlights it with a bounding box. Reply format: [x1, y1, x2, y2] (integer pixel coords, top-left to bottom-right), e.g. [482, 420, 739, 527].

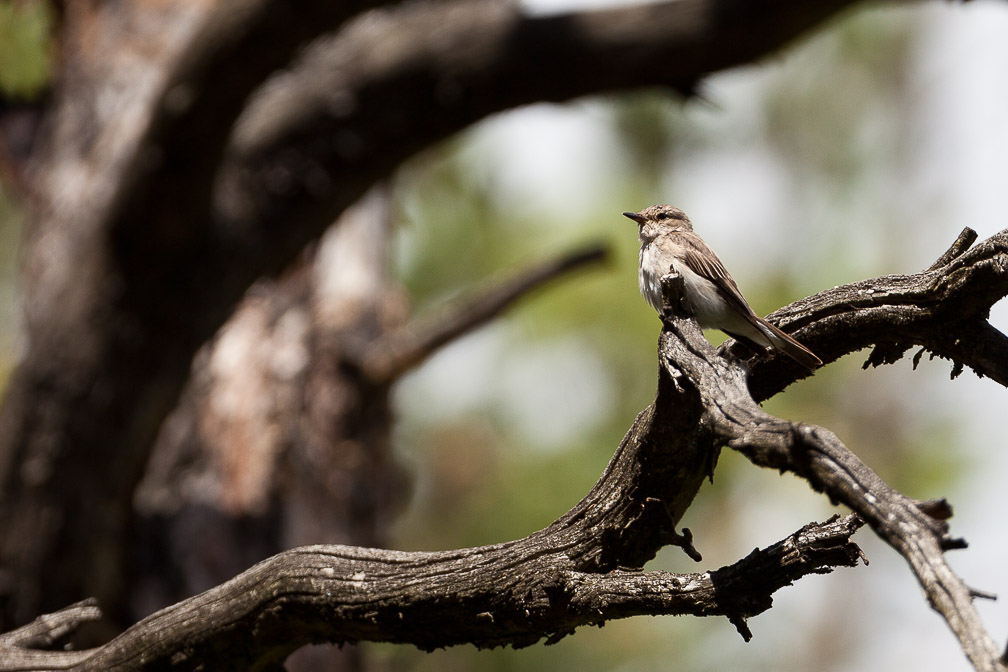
[0, 7, 411, 668]
[0, 0, 211, 631]
[132, 191, 408, 670]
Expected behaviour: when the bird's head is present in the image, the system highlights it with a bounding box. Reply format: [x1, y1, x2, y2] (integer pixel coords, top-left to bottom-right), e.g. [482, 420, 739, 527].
[622, 204, 693, 242]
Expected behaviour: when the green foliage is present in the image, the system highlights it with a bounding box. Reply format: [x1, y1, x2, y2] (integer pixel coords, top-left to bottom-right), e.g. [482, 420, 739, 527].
[0, 0, 53, 99]
[0, 183, 21, 390]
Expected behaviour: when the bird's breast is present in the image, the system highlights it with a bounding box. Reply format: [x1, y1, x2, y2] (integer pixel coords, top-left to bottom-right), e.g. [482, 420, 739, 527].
[638, 243, 666, 313]
[639, 241, 733, 329]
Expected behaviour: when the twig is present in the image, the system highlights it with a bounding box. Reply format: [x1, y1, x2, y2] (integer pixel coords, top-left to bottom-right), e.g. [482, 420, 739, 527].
[0, 599, 102, 671]
[565, 513, 863, 626]
[0, 599, 101, 649]
[928, 227, 979, 272]
[360, 246, 608, 384]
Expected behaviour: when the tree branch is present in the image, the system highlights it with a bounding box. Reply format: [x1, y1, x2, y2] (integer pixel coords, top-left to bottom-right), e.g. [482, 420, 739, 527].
[0, 599, 101, 670]
[0, 515, 862, 670]
[8, 228, 1007, 669]
[563, 513, 865, 641]
[868, 226, 986, 371]
[725, 228, 1008, 399]
[359, 245, 609, 384]
[662, 229, 1008, 671]
[108, 0, 398, 319]
[709, 378, 1001, 671]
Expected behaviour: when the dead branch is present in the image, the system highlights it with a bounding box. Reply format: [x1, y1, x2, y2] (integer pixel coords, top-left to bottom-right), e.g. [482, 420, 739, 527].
[684, 228, 1008, 671]
[0, 600, 101, 670]
[927, 227, 980, 272]
[0, 515, 863, 671]
[686, 328, 1003, 670]
[7, 228, 1008, 670]
[728, 228, 1008, 398]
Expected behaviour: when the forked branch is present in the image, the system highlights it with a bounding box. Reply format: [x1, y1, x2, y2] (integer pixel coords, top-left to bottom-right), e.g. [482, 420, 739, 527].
[5, 229, 1005, 670]
[693, 227, 1008, 671]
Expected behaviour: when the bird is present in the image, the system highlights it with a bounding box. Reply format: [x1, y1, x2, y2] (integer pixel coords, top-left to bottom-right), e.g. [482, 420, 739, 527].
[623, 204, 822, 369]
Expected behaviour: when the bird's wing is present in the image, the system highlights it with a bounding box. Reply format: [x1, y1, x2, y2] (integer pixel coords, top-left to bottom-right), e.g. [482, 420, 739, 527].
[676, 233, 822, 369]
[678, 235, 758, 320]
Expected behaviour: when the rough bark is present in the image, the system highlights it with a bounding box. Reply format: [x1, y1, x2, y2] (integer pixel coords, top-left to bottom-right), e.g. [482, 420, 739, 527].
[0, 516, 864, 671]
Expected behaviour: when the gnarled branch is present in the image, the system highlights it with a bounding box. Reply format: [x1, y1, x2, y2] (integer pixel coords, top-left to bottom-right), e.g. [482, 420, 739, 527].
[729, 228, 1008, 398]
[9, 228, 1008, 671]
[2, 515, 863, 671]
[0, 599, 101, 670]
[698, 227, 1008, 671]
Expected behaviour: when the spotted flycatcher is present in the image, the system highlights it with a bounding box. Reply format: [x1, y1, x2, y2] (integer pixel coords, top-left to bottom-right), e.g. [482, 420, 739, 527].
[624, 204, 822, 369]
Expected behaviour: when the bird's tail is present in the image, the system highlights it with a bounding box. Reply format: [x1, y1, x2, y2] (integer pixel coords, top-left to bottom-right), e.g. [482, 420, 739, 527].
[758, 319, 822, 370]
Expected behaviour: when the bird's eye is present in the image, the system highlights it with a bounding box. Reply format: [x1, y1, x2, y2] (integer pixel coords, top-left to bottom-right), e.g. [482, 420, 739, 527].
[657, 212, 668, 220]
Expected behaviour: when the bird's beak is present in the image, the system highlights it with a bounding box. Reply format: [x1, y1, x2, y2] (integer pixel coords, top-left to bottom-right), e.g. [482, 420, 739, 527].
[622, 211, 645, 224]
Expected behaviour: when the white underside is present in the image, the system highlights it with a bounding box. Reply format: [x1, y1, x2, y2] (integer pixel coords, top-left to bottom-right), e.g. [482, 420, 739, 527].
[639, 244, 772, 349]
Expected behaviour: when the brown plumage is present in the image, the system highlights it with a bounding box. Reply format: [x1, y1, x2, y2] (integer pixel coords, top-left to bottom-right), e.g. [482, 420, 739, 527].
[624, 204, 822, 370]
